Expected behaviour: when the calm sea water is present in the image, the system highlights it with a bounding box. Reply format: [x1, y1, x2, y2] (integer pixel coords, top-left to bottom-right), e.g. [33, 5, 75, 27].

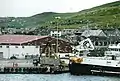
[0, 73, 119, 81]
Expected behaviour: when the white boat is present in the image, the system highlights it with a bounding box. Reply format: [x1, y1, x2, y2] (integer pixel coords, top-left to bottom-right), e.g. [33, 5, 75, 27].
[69, 39, 120, 76]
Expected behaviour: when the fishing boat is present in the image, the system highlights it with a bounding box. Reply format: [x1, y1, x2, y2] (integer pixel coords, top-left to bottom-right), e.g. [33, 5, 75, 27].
[69, 39, 120, 76]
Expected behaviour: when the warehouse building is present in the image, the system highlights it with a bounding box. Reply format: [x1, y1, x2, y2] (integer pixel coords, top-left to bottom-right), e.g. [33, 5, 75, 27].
[0, 35, 72, 59]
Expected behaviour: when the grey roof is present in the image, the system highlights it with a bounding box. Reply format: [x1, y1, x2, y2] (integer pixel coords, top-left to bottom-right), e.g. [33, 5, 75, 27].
[81, 30, 106, 37]
[89, 36, 120, 42]
[102, 29, 120, 37]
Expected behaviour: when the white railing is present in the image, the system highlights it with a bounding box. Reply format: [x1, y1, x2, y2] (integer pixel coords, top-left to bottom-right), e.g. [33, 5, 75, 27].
[105, 51, 120, 56]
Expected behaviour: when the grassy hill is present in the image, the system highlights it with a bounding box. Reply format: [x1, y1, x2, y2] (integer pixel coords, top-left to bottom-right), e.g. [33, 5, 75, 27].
[0, 1, 120, 29]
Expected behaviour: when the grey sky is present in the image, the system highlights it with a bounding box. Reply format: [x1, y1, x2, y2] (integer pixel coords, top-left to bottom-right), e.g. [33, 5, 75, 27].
[0, 0, 118, 17]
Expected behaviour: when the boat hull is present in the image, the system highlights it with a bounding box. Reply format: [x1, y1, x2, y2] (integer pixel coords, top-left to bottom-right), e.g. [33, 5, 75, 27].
[69, 63, 120, 76]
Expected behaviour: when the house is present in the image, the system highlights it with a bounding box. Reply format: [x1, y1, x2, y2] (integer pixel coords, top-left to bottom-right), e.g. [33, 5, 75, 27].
[102, 29, 120, 37]
[50, 31, 62, 37]
[61, 29, 76, 35]
[74, 29, 85, 35]
[81, 29, 106, 37]
[0, 35, 72, 59]
[88, 36, 120, 48]
[88, 36, 120, 56]
[72, 29, 120, 56]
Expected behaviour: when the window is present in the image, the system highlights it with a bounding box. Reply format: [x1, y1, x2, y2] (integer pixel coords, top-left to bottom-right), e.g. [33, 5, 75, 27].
[69, 30, 71, 32]
[6, 46, 9, 48]
[0, 46, 2, 48]
[104, 42, 107, 46]
[111, 48, 115, 51]
[15, 54, 19, 56]
[22, 46, 24, 48]
[95, 42, 98, 46]
[111, 41, 114, 44]
[98, 42, 103, 46]
[76, 31, 78, 32]
[115, 49, 118, 51]
[36, 46, 38, 48]
[15, 46, 18, 48]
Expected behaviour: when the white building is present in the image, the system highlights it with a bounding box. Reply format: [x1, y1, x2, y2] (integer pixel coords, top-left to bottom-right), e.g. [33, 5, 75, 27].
[0, 45, 40, 59]
[0, 35, 72, 59]
[50, 31, 62, 37]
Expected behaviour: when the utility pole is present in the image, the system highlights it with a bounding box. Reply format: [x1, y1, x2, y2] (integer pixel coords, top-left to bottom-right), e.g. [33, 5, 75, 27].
[55, 17, 61, 53]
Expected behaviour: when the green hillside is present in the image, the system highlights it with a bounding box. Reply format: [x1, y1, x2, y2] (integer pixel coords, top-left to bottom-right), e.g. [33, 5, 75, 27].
[0, 1, 120, 29]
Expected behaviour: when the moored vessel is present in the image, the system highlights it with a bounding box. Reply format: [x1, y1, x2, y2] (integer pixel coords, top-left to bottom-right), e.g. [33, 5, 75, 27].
[69, 39, 120, 76]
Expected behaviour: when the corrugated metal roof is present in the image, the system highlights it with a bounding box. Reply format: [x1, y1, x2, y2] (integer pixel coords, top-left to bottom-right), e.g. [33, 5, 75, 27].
[0, 35, 48, 44]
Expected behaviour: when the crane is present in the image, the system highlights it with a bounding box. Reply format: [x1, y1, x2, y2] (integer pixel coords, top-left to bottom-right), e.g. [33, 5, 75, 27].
[72, 38, 94, 56]
[70, 38, 95, 63]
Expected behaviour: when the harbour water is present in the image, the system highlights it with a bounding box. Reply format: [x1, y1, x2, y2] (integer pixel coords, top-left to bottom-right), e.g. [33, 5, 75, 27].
[0, 73, 119, 81]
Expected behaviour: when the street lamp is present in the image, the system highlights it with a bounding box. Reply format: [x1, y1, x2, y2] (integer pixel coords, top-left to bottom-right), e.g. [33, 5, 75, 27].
[55, 17, 61, 53]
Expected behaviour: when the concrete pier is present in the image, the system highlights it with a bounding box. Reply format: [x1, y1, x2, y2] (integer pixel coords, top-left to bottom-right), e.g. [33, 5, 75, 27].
[0, 59, 69, 74]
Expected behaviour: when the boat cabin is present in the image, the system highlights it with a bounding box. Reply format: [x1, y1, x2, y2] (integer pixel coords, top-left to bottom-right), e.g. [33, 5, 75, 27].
[104, 43, 120, 60]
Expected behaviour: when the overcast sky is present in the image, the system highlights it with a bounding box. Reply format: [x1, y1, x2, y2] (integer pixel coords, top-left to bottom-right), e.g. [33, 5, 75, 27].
[0, 0, 118, 17]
